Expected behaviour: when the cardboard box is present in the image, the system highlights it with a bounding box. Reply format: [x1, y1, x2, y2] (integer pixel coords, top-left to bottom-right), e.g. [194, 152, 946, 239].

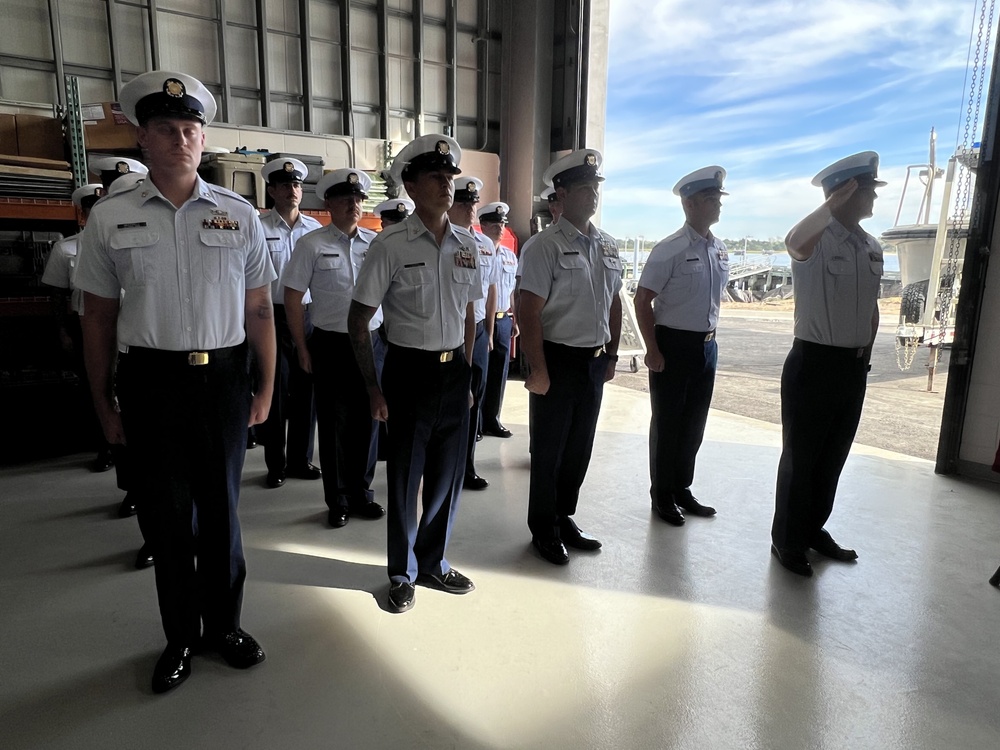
[14, 115, 65, 161]
[0, 113, 17, 155]
[82, 102, 138, 150]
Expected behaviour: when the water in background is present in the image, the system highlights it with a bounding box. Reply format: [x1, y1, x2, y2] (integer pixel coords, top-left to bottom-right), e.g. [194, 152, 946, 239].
[623, 250, 900, 273]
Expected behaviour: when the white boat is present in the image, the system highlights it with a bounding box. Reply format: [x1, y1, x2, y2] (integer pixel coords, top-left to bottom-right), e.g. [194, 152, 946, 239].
[879, 129, 977, 361]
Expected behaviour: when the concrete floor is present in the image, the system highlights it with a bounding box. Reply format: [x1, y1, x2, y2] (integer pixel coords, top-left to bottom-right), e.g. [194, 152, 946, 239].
[2, 384, 1000, 750]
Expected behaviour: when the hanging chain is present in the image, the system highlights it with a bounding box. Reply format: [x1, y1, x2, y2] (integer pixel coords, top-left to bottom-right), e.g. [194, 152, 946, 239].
[895, 330, 921, 371]
[938, 0, 996, 347]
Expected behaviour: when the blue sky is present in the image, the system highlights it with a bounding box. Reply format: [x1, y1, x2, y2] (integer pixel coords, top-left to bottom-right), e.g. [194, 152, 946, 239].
[600, 0, 993, 243]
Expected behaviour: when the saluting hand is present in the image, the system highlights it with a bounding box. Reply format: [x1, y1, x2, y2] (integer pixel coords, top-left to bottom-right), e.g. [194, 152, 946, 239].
[826, 177, 859, 210]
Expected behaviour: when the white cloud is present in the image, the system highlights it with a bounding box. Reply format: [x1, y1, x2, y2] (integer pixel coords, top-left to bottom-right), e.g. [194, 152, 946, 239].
[602, 0, 994, 239]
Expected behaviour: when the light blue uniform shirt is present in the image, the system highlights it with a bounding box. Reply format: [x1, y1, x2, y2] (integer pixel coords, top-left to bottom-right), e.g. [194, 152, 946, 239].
[496, 244, 518, 312]
[471, 228, 501, 323]
[518, 218, 623, 348]
[353, 214, 483, 351]
[259, 209, 322, 305]
[41, 232, 84, 314]
[791, 219, 882, 349]
[638, 223, 730, 332]
[281, 223, 382, 333]
[75, 176, 275, 351]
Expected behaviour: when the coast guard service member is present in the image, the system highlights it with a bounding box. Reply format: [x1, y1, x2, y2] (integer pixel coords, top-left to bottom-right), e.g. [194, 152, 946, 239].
[770, 151, 884, 577]
[78, 170, 155, 568]
[634, 167, 730, 526]
[282, 168, 386, 528]
[348, 134, 480, 614]
[447, 176, 498, 489]
[89, 155, 148, 194]
[374, 197, 414, 229]
[257, 157, 322, 488]
[85, 158, 150, 474]
[75, 70, 276, 693]
[42, 184, 102, 347]
[478, 201, 518, 438]
[41, 185, 112, 471]
[518, 148, 622, 565]
[541, 185, 563, 225]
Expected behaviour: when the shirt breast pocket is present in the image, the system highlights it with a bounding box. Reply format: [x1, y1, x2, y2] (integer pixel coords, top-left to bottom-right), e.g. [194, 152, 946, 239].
[315, 254, 350, 292]
[827, 257, 855, 276]
[602, 255, 623, 277]
[200, 230, 246, 284]
[399, 266, 435, 315]
[673, 261, 705, 291]
[109, 230, 160, 287]
[558, 253, 587, 295]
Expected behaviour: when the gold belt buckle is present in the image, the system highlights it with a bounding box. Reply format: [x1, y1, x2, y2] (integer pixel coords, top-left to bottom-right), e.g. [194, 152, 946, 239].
[593, 347, 603, 358]
[188, 351, 209, 366]
[704, 332, 715, 343]
[496, 311, 505, 319]
[439, 351, 454, 363]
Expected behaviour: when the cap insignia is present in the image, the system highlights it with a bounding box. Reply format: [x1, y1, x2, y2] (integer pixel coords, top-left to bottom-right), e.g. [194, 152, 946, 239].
[348, 172, 360, 185]
[466, 181, 477, 192]
[283, 161, 294, 172]
[164, 78, 185, 98]
[436, 140, 450, 155]
[585, 153, 597, 167]
[116, 161, 130, 174]
[496, 206, 506, 217]
[396, 202, 406, 212]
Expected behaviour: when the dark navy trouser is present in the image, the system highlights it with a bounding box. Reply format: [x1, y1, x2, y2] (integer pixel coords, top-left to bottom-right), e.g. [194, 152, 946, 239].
[527, 341, 608, 540]
[772, 338, 868, 552]
[383, 344, 471, 583]
[117, 343, 251, 647]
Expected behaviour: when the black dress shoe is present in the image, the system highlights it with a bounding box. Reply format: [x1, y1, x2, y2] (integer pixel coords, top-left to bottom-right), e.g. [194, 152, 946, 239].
[388, 582, 416, 613]
[91, 450, 114, 473]
[532, 537, 569, 565]
[134, 544, 154, 569]
[202, 629, 265, 669]
[652, 501, 685, 526]
[810, 533, 858, 562]
[483, 424, 513, 438]
[416, 568, 475, 594]
[328, 510, 349, 528]
[266, 470, 285, 488]
[558, 517, 602, 550]
[463, 473, 489, 490]
[246, 431, 257, 449]
[675, 493, 716, 517]
[152, 645, 192, 694]
[771, 544, 813, 577]
[350, 499, 385, 519]
[287, 463, 322, 480]
[117, 494, 137, 518]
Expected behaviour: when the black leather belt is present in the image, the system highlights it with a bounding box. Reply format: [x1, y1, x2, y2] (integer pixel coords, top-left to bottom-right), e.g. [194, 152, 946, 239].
[389, 344, 464, 364]
[794, 338, 865, 358]
[121, 344, 243, 366]
[657, 326, 716, 344]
